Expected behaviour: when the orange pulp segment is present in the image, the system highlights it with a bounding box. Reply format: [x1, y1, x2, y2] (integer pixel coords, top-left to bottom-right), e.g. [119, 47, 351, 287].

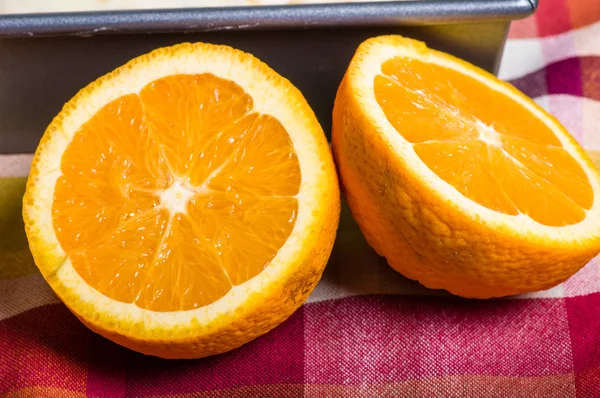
[374, 57, 592, 227]
[53, 73, 300, 312]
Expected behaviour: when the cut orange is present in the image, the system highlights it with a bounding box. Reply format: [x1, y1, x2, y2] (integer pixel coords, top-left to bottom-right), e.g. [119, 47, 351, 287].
[332, 36, 600, 298]
[23, 43, 340, 358]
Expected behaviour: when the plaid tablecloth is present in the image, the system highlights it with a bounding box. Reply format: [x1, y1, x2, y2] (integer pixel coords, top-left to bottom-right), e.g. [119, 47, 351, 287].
[2, 0, 600, 396]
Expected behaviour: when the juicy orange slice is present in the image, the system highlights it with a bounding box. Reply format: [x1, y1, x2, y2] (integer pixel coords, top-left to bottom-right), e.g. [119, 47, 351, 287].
[23, 43, 340, 358]
[332, 35, 600, 298]
[375, 56, 591, 227]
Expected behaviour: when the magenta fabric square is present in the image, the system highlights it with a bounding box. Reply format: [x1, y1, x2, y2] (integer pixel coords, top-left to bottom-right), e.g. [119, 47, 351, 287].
[304, 296, 574, 385]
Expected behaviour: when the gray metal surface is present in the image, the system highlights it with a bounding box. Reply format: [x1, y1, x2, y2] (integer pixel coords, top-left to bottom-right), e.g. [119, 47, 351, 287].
[0, 1, 537, 154]
[0, 0, 536, 37]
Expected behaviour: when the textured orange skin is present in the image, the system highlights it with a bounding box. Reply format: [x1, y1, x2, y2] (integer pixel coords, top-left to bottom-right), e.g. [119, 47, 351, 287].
[331, 37, 600, 298]
[23, 43, 341, 359]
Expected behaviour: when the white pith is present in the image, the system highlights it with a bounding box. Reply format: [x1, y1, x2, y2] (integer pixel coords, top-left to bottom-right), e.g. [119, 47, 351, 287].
[159, 179, 198, 215]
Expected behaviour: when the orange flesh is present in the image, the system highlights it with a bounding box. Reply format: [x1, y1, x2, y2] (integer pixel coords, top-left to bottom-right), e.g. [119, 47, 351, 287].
[53, 74, 300, 312]
[374, 57, 593, 226]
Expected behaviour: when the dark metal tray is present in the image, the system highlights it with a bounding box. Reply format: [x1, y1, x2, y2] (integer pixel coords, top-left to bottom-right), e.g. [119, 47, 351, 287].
[0, 0, 537, 153]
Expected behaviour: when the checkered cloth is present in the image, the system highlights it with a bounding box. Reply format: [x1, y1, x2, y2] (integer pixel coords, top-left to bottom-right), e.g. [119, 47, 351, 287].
[2, 0, 600, 396]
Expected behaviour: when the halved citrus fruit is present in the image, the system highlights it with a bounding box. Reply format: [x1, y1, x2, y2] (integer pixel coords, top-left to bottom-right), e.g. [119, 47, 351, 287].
[332, 35, 600, 298]
[23, 43, 340, 358]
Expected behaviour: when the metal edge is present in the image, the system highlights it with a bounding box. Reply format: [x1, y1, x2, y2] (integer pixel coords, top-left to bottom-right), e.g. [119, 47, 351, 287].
[490, 21, 512, 74]
[528, 0, 539, 12]
[0, 0, 537, 38]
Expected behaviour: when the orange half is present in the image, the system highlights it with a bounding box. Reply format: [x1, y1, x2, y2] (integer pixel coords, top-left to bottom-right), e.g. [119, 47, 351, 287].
[24, 43, 339, 358]
[332, 35, 600, 298]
